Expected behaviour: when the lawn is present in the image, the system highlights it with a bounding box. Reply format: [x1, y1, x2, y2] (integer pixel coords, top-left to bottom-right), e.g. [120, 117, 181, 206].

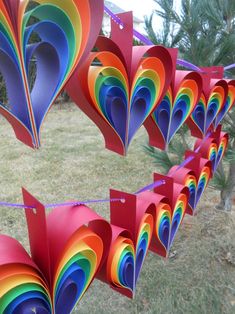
[0, 103, 234, 314]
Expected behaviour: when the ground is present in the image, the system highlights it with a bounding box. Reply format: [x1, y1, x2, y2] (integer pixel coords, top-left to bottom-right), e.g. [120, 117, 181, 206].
[0, 103, 234, 314]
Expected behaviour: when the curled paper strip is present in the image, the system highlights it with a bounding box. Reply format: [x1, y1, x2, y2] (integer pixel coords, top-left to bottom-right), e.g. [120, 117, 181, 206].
[0, 0, 104, 148]
[67, 12, 174, 155]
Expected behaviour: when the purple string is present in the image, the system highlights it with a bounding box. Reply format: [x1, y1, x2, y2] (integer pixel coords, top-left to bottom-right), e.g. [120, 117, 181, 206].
[176, 59, 203, 73]
[224, 63, 235, 71]
[133, 29, 153, 45]
[0, 202, 34, 209]
[45, 198, 123, 208]
[135, 179, 166, 194]
[0, 198, 123, 210]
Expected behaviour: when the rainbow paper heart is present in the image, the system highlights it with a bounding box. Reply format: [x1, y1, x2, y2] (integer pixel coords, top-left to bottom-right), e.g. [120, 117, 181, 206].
[154, 193, 187, 257]
[188, 81, 227, 138]
[107, 213, 153, 296]
[90, 52, 165, 145]
[107, 235, 135, 293]
[214, 83, 235, 127]
[67, 12, 173, 155]
[184, 167, 210, 210]
[0, 0, 103, 148]
[146, 70, 202, 150]
[16, 188, 111, 314]
[194, 133, 229, 173]
[0, 226, 103, 314]
[167, 150, 213, 215]
[52, 226, 103, 314]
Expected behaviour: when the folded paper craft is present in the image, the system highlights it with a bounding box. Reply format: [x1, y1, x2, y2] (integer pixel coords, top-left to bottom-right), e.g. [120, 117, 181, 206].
[150, 174, 189, 257]
[0, 188, 111, 314]
[66, 12, 174, 155]
[144, 57, 203, 150]
[0, 0, 103, 148]
[194, 126, 229, 173]
[103, 189, 156, 297]
[214, 79, 235, 127]
[188, 67, 229, 138]
[168, 151, 212, 215]
[101, 225, 136, 298]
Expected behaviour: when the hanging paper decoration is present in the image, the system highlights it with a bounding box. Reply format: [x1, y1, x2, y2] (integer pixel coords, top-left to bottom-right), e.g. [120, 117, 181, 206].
[0, 188, 111, 314]
[149, 174, 189, 257]
[194, 126, 229, 173]
[144, 60, 203, 150]
[0, 0, 104, 148]
[168, 151, 212, 215]
[66, 12, 174, 155]
[214, 79, 235, 127]
[102, 226, 136, 298]
[187, 67, 228, 138]
[103, 189, 155, 296]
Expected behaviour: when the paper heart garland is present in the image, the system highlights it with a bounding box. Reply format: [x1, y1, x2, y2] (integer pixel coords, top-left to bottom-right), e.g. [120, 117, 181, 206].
[66, 12, 173, 155]
[194, 128, 229, 173]
[149, 174, 189, 257]
[104, 189, 155, 297]
[145, 68, 203, 150]
[0, 188, 112, 314]
[104, 214, 152, 298]
[187, 67, 228, 138]
[168, 151, 212, 215]
[214, 80, 235, 127]
[0, 0, 103, 148]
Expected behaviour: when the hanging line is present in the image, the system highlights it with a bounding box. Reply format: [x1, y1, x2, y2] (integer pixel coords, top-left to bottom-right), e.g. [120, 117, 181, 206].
[224, 63, 235, 71]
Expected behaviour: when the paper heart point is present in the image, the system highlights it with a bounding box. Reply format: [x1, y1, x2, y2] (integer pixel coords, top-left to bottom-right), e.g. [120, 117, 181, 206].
[0, 0, 103, 148]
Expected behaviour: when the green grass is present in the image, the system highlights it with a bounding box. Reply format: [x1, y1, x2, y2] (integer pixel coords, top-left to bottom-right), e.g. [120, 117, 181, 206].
[0, 103, 234, 314]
